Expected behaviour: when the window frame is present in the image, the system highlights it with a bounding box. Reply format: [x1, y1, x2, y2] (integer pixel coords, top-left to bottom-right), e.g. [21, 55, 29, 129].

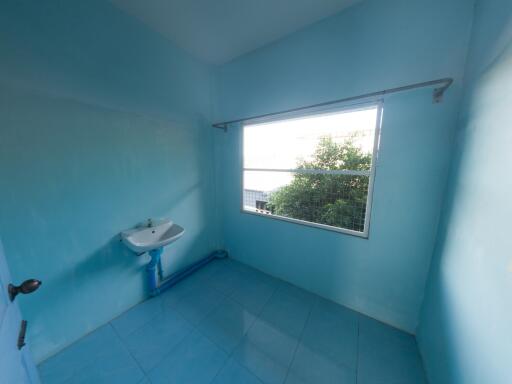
[240, 100, 383, 238]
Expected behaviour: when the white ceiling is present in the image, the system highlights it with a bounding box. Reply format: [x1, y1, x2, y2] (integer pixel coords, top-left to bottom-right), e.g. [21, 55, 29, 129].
[110, 0, 362, 64]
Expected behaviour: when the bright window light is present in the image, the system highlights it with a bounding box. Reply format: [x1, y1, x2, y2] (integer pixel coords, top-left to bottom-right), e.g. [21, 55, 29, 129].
[242, 103, 382, 237]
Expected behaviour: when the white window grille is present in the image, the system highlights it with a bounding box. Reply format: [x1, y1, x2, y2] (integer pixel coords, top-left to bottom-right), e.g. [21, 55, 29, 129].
[242, 102, 382, 237]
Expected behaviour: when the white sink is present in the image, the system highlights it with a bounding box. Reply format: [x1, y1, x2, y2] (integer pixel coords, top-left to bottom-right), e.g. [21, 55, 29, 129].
[121, 219, 185, 253]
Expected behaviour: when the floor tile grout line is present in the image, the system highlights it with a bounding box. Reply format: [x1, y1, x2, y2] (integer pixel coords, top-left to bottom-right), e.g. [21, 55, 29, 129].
[107, 270, 231, 376]
[110, 297, 166, 343]
[150, 262, 269, 384]
[252, 280, 280, 319]
[107, 322, 148, 380]
[108, 265, 224, 347]
[176, 292, 228, 327]
[38, 316, 139, 369]
[196, 264, 276, 384]
[212, 283, 281, 382]
[142, 259, 265, 372]
[221, 271, 321, 384]
[224, 271, 280, 320]
[40, 260, 426, 384]
[204, 258, 290, 308]
[137, 308, 197, 379]
[282, 295, 318, 383]
[207, 261, 365, 382]
[206, 350, 231, 384]
[109, 259, 301, 349]
[227, 281, 280, 348]
[203, 271, 235, 297]
[195, 295, 258, 358]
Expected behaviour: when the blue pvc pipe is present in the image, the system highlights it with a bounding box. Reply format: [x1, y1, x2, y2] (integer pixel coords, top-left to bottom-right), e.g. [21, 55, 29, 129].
[147, 248, 163, 296]
[148, 249, 228, 296]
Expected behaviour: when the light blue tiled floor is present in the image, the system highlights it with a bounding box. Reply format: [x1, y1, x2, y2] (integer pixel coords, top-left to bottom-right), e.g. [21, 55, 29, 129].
[38, 258, 428, 384]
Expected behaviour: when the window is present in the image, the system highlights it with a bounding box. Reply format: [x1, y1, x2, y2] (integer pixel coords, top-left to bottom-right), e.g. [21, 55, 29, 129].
[242, 102, 382, 237]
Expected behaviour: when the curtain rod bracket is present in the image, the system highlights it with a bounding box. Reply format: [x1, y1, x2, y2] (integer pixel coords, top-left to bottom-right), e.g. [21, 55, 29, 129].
[433, 87, 446, 103]
[433, 78, 453, 103]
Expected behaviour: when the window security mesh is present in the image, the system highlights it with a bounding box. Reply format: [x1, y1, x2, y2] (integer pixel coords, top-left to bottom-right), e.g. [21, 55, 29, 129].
[242, 104, 381, 236]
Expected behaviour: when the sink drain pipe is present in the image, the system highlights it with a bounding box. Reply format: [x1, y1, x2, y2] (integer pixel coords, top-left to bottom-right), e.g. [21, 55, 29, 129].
[147, 249, 228, 296]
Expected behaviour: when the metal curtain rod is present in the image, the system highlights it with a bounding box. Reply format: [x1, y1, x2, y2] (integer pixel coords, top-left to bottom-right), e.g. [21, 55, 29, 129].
[212, 77, 453, 131]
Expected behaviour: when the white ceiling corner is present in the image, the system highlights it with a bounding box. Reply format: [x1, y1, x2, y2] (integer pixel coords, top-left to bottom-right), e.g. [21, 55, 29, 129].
[109, 0, 363, 64]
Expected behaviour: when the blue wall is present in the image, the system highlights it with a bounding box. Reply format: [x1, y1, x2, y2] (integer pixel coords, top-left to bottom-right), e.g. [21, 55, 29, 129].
[417, 0, 512, 383]
[5, 0, 508, 376]
[214, 0, 475, 333]
[0, 0, 218, 362]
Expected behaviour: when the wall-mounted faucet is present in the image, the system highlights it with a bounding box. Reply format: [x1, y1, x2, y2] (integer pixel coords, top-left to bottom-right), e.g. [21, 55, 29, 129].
[147, 218, 153, 228]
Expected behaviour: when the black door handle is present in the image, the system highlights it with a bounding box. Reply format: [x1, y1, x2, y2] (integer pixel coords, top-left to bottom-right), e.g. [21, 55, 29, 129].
[8, 279, 42, 302]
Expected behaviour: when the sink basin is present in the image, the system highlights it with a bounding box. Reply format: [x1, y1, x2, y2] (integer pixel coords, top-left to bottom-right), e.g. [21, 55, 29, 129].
[121, 219, 185, 253]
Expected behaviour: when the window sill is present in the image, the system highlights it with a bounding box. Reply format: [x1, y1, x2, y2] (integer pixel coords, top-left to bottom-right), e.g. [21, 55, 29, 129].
[241, 209, 369, 239]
